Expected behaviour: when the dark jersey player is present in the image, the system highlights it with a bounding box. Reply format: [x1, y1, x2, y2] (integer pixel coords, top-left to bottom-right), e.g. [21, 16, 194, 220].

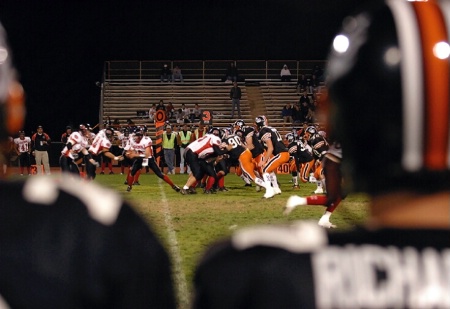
[0, 21, 176, 308]
[192, 1, 450, 308]
[256, 116, 290, 198]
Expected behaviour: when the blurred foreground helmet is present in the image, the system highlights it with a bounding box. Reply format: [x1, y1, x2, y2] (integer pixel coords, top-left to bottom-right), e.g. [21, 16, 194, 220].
[327, 0, 450, 195]
[0, 22, 25, 140]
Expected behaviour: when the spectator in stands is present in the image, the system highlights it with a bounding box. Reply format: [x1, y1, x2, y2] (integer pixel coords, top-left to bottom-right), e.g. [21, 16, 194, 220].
[172, 65, 184, 82]
[292, 104, 303, 123]
[311, 74, 320, 93]
[190, 103, 202, 122]
[166, 102, 175, 120]
[313, 64, 324, 82]
[149, 103, 156, 122]
[229, 81, 242, 119]
[281, 103, 293, 123]
[280, 64, 292, 82]
[298, 90, 310, 106]
[300, 100, 310, 123]
[160, 64, 172, 82]
[224, 62, 238, 83]
[176, 103, 190, 124]
[296, 74, 307, 93]
[156, 99, 165, 112]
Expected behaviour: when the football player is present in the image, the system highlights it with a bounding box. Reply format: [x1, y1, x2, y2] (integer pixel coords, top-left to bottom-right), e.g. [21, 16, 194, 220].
[60, 124, 99, 177]
[193, 1, 450, 307]
[285, 141, 344, 228]
[0, 21, 175, 308]
[13, 130, 31, 175]
[304, 125, 329, 194]
[255, 115, 290, 198]
[125, 129, 180, 192]
[180, 128, 227, 194]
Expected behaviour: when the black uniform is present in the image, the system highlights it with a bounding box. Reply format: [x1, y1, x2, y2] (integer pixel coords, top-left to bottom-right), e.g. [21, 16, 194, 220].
[193, 221, 450, 309]
[0, 176, 176, 308]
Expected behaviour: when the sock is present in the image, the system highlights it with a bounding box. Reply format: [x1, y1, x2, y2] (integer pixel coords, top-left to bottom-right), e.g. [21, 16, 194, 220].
[270, 172, 279, 189]
[292, 176, 298, 186]
[205, 176, 215, 190]
[218, 176, 225, 188]
[163, 175, 174, 187]
[127, 173, 134, 186]
[134, 170, 141, 183]
[306, 195, 328, 205]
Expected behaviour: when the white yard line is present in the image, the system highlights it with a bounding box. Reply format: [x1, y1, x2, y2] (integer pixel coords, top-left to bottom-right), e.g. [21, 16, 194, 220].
[158, 180, 189, 307]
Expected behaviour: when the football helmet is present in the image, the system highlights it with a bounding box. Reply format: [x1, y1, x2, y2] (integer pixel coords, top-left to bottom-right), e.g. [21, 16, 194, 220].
[209, 127, 222, 138]
[285, 133, 295, 143]
[327, 0, 450, 194]
[233, 119, 245, 130]
[0, 22, 25, 140]
[255, 115, 268, 128]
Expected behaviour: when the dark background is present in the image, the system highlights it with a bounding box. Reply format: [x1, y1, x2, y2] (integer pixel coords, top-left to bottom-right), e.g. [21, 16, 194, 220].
[0, 0, 368, 139]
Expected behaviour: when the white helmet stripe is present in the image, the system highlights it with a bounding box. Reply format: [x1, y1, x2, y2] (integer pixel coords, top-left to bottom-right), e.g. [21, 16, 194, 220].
[387, 0, 424, 172]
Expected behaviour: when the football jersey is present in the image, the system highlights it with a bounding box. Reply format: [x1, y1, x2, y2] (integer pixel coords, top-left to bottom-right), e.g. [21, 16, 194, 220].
[223, 134, 246, 162]
[258, 126, 288, 155]
[193, 221, 450, 309]
[89, 134, 112, 155]
[61, 132, 89, 160]
[0, 176, 175, 308]
[242, 126, 264, 158]
[13, 136, 31, 153]
[186, 134, 221, 159]
[308, 134, 329, 160]
[289, 140, 314, 163]
[131, 136, 153, 156]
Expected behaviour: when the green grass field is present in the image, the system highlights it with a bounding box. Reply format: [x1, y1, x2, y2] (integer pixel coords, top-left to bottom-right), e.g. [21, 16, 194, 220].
[95, 171, 369, 309]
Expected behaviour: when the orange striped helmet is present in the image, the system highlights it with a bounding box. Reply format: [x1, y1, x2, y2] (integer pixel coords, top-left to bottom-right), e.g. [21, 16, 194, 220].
[327, 0, 450, 194]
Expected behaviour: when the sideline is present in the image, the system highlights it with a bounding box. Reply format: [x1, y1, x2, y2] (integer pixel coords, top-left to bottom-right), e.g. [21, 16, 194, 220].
[157, 179, 189, 308]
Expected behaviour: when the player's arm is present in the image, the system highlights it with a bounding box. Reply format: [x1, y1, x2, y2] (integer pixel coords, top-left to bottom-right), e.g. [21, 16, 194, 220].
[82, 148, 99, 166]
[259, 137, 274, 167]
[102, 148, 124, 161]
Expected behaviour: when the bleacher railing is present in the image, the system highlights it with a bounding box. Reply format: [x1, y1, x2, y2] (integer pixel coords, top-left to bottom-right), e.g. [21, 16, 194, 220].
[103, 60, 326, 81]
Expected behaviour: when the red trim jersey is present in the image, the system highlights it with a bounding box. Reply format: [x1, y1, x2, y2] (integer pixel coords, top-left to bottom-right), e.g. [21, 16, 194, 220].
[14, 136, 31, 153]
[130, 136, 153, 157]
[61, 132, 89, 160]
[89, 134, 112, 155]
[186, 134, 221, 159]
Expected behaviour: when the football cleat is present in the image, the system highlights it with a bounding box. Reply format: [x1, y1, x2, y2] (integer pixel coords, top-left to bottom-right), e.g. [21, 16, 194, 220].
[244, 183, 252, 187]
[292, 185, 300, 189]
[255, 185, 261, 192]
[314, 187, 324, 194]
[274, 187, 282, 195]
[188, 187, 197, 194]
[218, 187, 229, 192]
[284, 196, 307, 215]
[263, 187, 275, 199]
[133, 182, 141, 186]
[126, 186, 132, 192]
[172, 185, 181, 192]
[180, 188, 189, 195]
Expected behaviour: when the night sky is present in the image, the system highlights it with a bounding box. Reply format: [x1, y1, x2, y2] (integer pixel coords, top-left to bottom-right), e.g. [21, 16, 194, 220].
[0, 0, 368, 139]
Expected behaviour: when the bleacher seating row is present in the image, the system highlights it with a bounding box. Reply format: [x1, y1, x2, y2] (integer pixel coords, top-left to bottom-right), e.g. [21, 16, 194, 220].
[101, 80, 325, 139]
